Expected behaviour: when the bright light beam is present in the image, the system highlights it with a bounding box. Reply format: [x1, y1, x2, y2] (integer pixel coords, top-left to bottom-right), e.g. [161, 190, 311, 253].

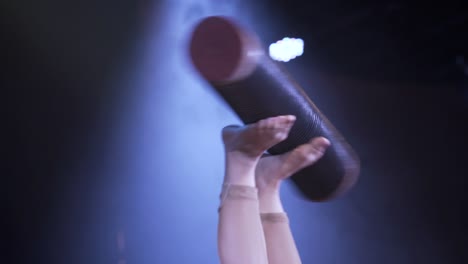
[269, 37, 304, 62]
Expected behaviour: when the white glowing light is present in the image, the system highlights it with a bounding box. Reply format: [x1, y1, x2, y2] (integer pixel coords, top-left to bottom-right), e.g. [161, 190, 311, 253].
[269, 37, 304, 62]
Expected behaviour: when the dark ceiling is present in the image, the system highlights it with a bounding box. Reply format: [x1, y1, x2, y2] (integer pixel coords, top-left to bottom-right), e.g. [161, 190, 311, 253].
[269, 0, 468, 84]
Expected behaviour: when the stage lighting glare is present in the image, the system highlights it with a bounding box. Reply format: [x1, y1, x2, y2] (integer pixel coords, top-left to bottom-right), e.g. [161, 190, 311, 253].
[269, 37, 304, 62]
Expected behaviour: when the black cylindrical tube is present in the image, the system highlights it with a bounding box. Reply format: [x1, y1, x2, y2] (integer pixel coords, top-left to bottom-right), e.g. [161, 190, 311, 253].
[189, 16, 360, 201]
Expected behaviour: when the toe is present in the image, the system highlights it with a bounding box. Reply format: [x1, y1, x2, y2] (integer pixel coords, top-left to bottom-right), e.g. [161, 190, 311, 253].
[283, 115, 296, 123]
[309, 137, 330, 150]
[258, 115, 296, 128]
[301, 137, 330, 162]
[281, 137, 330, 176]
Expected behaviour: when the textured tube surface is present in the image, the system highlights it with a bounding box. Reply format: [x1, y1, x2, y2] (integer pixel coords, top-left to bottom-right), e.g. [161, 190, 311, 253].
[189, 16, 360, 201]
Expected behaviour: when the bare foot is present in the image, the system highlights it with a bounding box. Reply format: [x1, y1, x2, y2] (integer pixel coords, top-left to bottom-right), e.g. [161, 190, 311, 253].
[222, 115, 296, 160]
[255, 137, 330, 191]
[222, 115, 296, 186]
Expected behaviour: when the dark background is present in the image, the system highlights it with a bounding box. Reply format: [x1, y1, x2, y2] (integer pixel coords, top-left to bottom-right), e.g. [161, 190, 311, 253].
[4, 0, 467, 263]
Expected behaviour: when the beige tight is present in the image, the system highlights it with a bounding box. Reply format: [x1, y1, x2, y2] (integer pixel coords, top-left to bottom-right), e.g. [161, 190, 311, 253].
[218, 184, 301, 264]
[216, 115, 328, 264]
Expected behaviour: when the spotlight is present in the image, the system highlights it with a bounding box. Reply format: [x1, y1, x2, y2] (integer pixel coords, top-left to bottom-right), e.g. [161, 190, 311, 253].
[269, 37, 304, 62]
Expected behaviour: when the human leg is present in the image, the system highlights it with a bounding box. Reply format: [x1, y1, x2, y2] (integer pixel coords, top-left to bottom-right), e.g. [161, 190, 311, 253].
[256, 137, 330, 264]
[217, 115, 296, 264]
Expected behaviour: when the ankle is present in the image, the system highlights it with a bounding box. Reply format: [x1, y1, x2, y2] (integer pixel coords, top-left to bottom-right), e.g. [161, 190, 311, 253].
[223, 173, 256, 187]
[259, 192, 284, 213]
[226, 151, 261, 165]
[223, 151, 260, 187]
[257, 180, 281, 195]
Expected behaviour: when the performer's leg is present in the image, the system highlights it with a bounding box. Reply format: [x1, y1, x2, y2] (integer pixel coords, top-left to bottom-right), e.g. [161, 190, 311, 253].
[218, 115, 296, 264]
[256, 137, 330, 264]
